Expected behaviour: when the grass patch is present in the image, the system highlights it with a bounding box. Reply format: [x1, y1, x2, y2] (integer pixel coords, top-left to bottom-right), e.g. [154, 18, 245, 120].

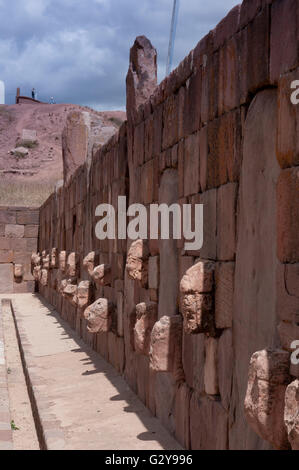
[11, 420, 20, 431]
[0, 181, 56, 207]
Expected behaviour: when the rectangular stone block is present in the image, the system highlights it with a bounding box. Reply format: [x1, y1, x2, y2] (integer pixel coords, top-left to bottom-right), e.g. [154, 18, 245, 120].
[277, 168, 299, 263]
[214, 5, 240, 50]
[16, 210, 39, 225]
[5, 224, 24, 238]
[0, 210, 16, 224]
[217, 183, 237, 261]
[141, 159, 154, 204]
[162, 94, 179, 150]
[133, 121, 144, 166]
[277, 263, 299, 323]
[24, 225, 39, 238]
[277, 70, 299, 169]
[218, 36, 239, 114]
[184, 132, 200, 197]
[215, 262, 235, 329]
[0, 251, 13, 263]
[204, 337, 219, 395]
[148, 256, 159, 290]
[175, 383, 191, 449]
[200, 189, 217, 260]
[270, 0, 298, 84]
[0, 238, 11, 250]
[199, 126, 208, 192]
[240, 0, 262, 29]
[239, 6, 270, 103]
[0, 264, 13, 293]
[183, 70, 201, 137]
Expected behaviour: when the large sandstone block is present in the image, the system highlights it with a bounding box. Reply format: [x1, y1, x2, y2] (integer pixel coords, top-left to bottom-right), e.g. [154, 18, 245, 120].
[183, 132, 200, 197]
[239, 6, 270, 103]
[175, 383, 191, 449]
[217, 329, 233, 411]
[154, 372, 176, 435]
[134, 302, 158, 355]
[62, 111, 90, 184]
[83, 298, 114, 333]
[126, 239, 148, 287]
[16, 210, 39, 225]
[5, 224, 24, 238]
[200, 189, 217, 260]
[218, 36, 239, 114]
[244, 349, 292, 450]
[284, 379, 299, 450]
[277, 263, 299, 323]
[190, 394, 228, 450]
[0, 263, 13, 293]
[149, 315, 184, 381]
[277, 70, 299, 168]
[270, 0, 298, 84]
[277, 168, 299, 263]
[183, 70, 201, 137]
[215, 262, 235, 329]
[217, 183, 237, 261]
[162, 94, 179, 150]
[180, 260, 215, 335]
[204, 337, 219, 396]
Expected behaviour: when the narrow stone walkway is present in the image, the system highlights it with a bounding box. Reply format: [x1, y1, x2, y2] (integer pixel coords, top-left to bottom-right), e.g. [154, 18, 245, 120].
[0, 293, 181, 450]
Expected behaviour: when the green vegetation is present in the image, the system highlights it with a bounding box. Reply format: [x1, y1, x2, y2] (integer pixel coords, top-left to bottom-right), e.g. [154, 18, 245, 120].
[11, 420, 20, 431]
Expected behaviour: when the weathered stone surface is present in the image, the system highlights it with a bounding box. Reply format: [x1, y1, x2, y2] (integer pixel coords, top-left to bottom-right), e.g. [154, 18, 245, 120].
[126, 239, 148, 286]
[284, 379, 299, 450]
[190, 394, 228, 450]
[126, 36, 157, 122]
[116, 291, 124, 337]
[175, 383, 191, 449]
[59, 251, 67, 272]
[158, 169, 179, 319]
[217, 183, 237, 261]
[150, 315, 184, 381]
[134, 302, 158, 355]
[277, 168, 299, 263]
[180, 260, 215, 335]
[204, 337, 219, 396]
[154, 372, 176, 435]
[14, 264, 23, 279]
[83, 252, 95, 276]
[91, 264, 111, 287]
[40, 269, 48, 287]
[42, 251, 50, 269]
[0, 263, 13, 294]
[76, 280, 91, 310]
[231, 90, 280, 449]
[270, 0, 298, 84]
[5, 224, 24, 238]
[10, 146, 29, 157]
[33, 265, 41, 282]
[215, 262, 234, 329]
[278, 321, 299, 352]
[184, 132, 200, 197]
[148, 256, 159, 290]
[67, 252, 78, 277]
[217, 329, 233, 411]
[63, 282, 78, 306]
[83, 298, 114, 333]
[200, 189, 217, 260]
[244, 349, 292, 450]
[180, 260, 215, 294]
[181, 292, 214, 336]
[50, 248, 58, 269]
[62, 111, 90, 184]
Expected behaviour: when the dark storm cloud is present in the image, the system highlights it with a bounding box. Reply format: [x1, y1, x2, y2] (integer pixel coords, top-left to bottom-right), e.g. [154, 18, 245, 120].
[0, 0, 238, 109]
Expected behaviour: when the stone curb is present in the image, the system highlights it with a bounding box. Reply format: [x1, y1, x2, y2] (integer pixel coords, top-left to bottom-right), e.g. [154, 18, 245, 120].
[0, 300, 13, 450]
[10, 299, 67, 450]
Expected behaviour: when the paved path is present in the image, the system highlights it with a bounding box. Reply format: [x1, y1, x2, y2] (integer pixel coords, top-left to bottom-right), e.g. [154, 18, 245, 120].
[0, 293, 181, 450]
[0, 299, 13, 450]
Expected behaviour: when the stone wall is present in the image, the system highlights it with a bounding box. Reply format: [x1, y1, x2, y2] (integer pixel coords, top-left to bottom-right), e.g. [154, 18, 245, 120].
[0, 206, 38, 293]
[34, 0, 299, 450]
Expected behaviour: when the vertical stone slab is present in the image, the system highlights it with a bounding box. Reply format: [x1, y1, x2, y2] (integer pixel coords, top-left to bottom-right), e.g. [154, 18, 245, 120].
[158, 169, 179, 319]
[230, 90, 280, 449]
[0, 264, 13, 293]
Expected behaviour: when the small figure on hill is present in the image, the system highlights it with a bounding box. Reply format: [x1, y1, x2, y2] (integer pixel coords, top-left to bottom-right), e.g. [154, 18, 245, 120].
[32, 88, 36, 100]
[50, 97, 55, 104]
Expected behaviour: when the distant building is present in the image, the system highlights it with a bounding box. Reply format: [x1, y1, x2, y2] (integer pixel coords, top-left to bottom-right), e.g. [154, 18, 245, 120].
[0, 80, 5, 104]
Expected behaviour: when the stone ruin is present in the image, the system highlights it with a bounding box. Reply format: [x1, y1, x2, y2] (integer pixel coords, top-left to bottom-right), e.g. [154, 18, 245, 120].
[2, 0, 299, 450]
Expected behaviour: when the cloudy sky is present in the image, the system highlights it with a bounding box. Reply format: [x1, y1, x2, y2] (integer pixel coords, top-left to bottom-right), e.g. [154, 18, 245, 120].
[0, 0, 238, 110]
